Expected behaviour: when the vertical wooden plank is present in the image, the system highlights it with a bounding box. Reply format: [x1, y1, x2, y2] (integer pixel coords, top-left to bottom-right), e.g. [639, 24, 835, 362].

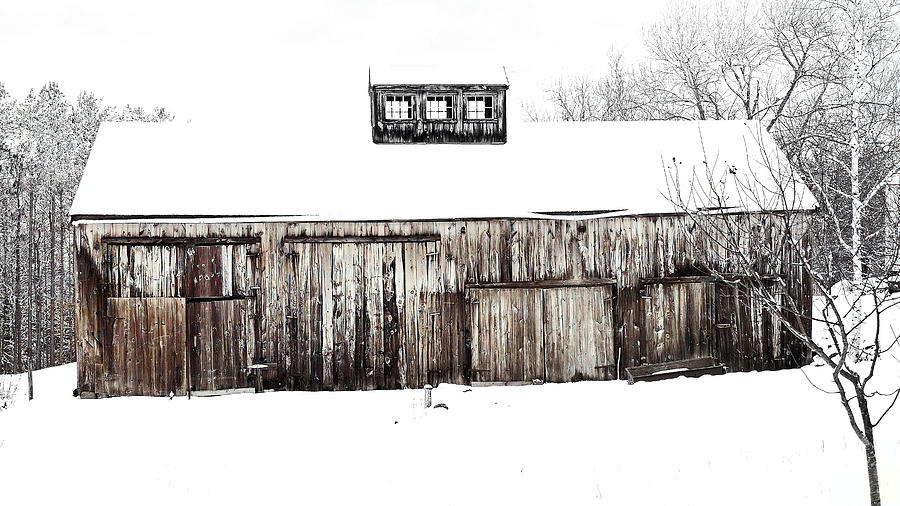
[172, 298, 187, 396]
[494, 288, 508, 381]
[343, 243, 361, 390]
[110, 300, 126, 396]
[308, 243, 323, 390]
[563, 287, 578, 381]
[569, 287, 590, 380]
[296, 244, 311, 389]
[522, 288, 544, 382]
[509, 289, 525, 382]
[319, 243, 335, 390]
[331, 243, 348, 390]
[467, 289, 481, 381]
[400, 242, 418, 387]
[225, 301, 237, 387]
[196, 301, 208, 390]
[147, 297, 160, 395]
[482, 289, 497, 382]
[382, 243, 403, 389]
[131, 298, 143, 395]
[542, 288, 559, 382]
[415, 241, 429, 387]
[487, 289, 500, 382]
[366, 243, 385, 390]
[417, 242, 433, 385]
[221, 245, 233, 297]
[591, 286, 612, 380]
[426, 241, 445, 385]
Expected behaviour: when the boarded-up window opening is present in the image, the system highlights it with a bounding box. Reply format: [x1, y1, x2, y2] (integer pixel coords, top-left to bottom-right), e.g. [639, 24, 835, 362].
[185, 245, 232, 298]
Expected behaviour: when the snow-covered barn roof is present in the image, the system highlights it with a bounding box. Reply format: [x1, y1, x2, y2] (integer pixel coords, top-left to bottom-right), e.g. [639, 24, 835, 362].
[70, 118, 814, 222]
[369, 65, 509, 86]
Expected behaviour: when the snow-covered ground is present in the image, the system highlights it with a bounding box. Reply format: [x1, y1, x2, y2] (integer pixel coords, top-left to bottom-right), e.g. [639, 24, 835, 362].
[1, 361, 898, 505]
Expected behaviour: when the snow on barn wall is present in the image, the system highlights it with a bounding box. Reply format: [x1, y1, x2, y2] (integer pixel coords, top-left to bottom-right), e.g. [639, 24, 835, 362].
[70, 70, 817, 396]
[73, 214, 813, 397]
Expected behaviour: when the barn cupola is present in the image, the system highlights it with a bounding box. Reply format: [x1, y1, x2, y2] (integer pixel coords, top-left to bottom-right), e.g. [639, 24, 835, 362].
[369, 65, 509, 144]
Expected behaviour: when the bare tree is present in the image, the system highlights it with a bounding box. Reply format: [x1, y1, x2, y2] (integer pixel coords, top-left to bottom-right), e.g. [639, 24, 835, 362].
[666, 122, 899, 506]
[526, 51, 658, 121]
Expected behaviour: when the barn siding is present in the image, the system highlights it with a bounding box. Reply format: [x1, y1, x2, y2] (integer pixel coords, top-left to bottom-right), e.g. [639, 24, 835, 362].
[74, 214, 812, 396]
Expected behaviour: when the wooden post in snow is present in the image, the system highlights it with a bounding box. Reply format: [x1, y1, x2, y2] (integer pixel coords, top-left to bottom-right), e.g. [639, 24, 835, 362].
[424, 384, 432, 408]
[27, 367, 33, 401]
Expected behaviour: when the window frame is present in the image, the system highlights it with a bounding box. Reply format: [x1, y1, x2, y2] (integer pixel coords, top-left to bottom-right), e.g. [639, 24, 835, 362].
[423, 93, 458, 122]
[382, 93, 417, 122]
[463, 93, 497, 121]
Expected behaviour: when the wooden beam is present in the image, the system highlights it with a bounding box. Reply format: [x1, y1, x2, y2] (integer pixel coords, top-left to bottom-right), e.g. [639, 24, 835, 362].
[102, 236, 260, 246]
[284, 235, 441, 244]
[466, 278, 616, 290]
[640, 276, 719, 285]
[640, 274, 782, 285]
[189, 388, 256, 397]
[627, 365, 726, 384]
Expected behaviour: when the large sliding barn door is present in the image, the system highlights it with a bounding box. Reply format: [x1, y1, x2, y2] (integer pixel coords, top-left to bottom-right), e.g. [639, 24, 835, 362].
[467, 285, 616, 383]
[285, 240, 441, 391]
[641, 281, 715, 364]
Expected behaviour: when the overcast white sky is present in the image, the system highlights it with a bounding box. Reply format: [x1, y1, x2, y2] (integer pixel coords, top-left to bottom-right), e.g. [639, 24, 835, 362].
[0, 0, 683, 122]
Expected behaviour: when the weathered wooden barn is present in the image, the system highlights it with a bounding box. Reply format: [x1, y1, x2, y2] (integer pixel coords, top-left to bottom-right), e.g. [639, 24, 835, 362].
[70, 67, 815, 397]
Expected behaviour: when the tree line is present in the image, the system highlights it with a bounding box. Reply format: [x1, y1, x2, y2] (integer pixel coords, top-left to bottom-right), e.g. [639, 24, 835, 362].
[0, 82, 172, 374]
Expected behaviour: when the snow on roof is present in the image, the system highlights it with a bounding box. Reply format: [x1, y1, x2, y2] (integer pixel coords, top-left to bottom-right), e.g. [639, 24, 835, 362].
[369, 65, 509, 86]
[70, 118, 814, 222]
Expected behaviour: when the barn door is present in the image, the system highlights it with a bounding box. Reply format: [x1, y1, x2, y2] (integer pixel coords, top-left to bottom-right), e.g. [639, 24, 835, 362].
[186, 244, 259, 391]
[542, 286, 616, 382]
[714, 281, 783, 372]
[104, 297, 187, 396]
[187, 299, 254, 391]
[641, 281, 715, 364]
[467, 285, 616, 383]
[468, 288, 545, 383]
[285, 240, 441, 391]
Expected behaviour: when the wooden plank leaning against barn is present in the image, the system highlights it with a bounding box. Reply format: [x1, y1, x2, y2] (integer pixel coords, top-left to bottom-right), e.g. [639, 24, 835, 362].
[73, 212, 814, 396]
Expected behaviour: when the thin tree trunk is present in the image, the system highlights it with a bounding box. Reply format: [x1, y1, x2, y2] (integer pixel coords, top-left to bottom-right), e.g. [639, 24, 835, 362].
[49, 191, 56, 367]
[865, 442, 880, 506]
[27, 189, 34, 370]
[848, 2, 864, 359]
[857, 389, 880, 506]
[59, 187, 68, 361]
[14, 190, 22, 372]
